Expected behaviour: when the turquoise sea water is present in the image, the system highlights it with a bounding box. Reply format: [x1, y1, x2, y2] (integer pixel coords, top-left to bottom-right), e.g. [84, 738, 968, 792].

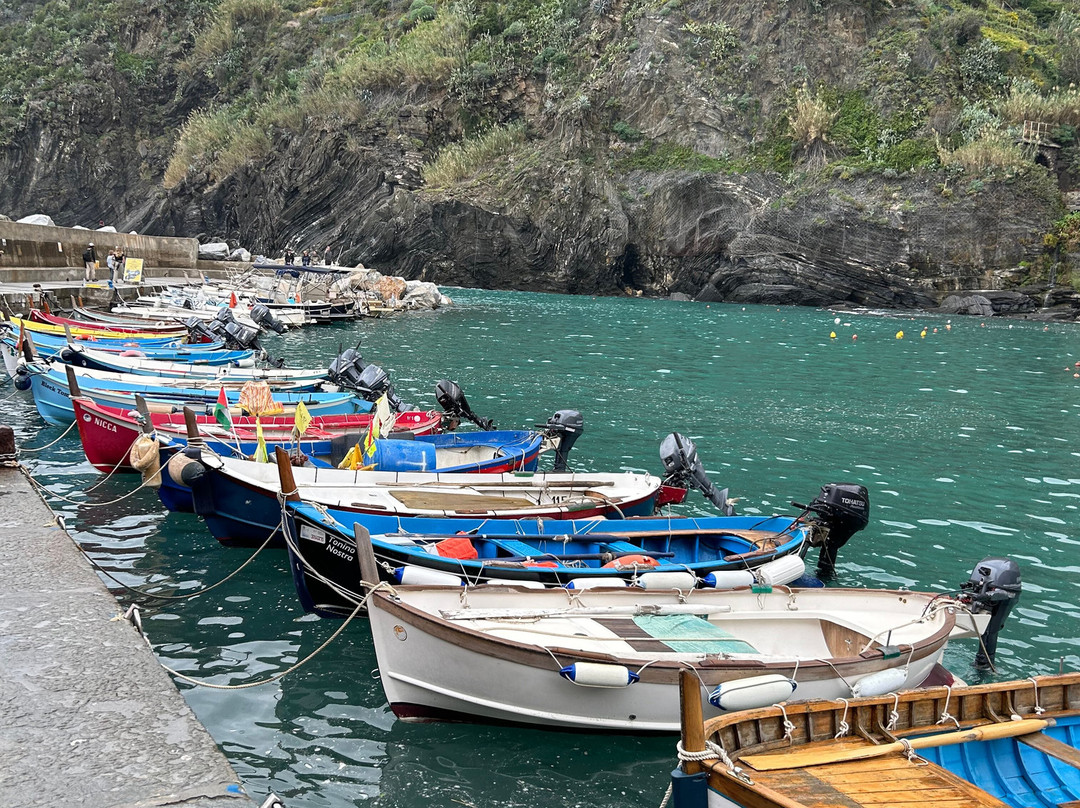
[11, 288, 1080, 807]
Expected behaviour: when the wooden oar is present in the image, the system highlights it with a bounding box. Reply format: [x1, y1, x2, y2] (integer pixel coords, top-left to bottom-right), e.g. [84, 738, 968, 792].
[741, 717, 1054, 771]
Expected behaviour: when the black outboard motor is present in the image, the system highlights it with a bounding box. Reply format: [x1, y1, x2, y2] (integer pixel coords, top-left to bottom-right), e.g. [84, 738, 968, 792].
[355, 364, 408, 412]
[658, 433, 734, 516]
[796, 483, 870, 578]
[543, 410, 584, 472]
[222, 321, 262, 352]
[435, 379, 494, 431]
[213, 307, 237, 327]
[960, 557, 1021, 670]
[185, 316, 218, 344]
[250, 303, 288, 334]
[327, 347, 367, 390]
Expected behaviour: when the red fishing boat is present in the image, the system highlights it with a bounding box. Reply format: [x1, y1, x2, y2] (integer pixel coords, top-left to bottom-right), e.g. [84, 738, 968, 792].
[27, 308, 189, 337]
[71, 395, 444, 472]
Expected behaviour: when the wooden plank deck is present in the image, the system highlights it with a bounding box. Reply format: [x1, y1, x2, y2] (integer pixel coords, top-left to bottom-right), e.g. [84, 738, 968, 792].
[745, 743, 1012, 808]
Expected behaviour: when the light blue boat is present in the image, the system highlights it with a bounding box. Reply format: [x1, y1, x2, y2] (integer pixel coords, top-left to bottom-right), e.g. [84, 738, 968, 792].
[668, 673, 1075, 808]
[26, 365, 367, 425]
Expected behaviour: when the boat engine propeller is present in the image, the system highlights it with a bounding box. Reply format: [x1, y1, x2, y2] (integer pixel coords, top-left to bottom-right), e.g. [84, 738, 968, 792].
[959, 557, 1021, 670]
[435, 379, 494, 430]
[250, 304, 288, 335]
[540, 410, 584, 472]
[659, 433, 734, 516]
[353, 364, 408, 412]
[793, 483, 870, 578]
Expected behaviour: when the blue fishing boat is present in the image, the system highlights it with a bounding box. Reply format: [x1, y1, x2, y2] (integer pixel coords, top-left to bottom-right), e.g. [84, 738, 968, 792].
[666, 670, 1074, 808]
[24, 364, 366, 425]
[160, 429, 547, 471]
[281, 498, 826, 618]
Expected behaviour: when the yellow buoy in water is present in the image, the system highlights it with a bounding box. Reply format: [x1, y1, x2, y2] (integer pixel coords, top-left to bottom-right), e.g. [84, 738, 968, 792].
[830, 331, 836, 339]
[896, 330, 904, 339]
[920, 329, 927, 338]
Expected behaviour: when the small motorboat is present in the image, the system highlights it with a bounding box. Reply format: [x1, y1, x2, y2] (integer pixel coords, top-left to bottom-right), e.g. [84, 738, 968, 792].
[351, 528, 1001, 732]
[150, 425, 654, 544]
[23, 364, 365, 425]
[58, 344, 329, 386]
[26, 308, 190, 336]
[70, 395, 444, 472]
[2, 311, 188, 340]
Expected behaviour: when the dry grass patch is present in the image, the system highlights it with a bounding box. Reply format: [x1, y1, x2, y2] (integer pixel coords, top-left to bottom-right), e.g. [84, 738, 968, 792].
[422, 123, 527, 188]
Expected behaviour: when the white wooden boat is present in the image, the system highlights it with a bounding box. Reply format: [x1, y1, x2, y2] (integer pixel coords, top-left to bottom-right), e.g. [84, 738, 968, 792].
[355, 535, 988, 731]
[190, 451, 664, 519]
[42, 359, 319, 392]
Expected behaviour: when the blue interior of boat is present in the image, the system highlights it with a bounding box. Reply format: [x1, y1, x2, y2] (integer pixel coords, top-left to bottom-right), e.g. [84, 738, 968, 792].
[919, 713, 1080, 807]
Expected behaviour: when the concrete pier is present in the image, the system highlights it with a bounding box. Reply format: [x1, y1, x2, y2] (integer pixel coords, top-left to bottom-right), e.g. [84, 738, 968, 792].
[0, 463, 255, 808]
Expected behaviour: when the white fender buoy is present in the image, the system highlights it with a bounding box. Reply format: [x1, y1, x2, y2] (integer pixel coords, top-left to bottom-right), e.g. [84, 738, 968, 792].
[392, 567, 464, 587]
[851, 667, 908, 698]
[701, 570, 755, 589]
[636, 571, 698, 590]
[755, 555, 806, 586]
[559, 662, 639, 687]
[709, 674, 797, 711]
[565, 577, 628, 590]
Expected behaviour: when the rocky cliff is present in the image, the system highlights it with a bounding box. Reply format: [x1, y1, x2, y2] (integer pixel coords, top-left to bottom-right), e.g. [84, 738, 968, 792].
[3, 0, 1079, 310]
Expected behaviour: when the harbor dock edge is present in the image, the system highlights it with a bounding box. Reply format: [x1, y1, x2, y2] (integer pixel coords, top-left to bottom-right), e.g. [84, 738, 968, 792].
[0, 453, 258, 808]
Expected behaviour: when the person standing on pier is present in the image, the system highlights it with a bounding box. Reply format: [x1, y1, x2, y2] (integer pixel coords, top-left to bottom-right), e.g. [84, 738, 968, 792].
[106, 250, 117, 287]
[115, 248, 126, 284]
[82, 242, 97, 283]
[301, 249, 311, 267]
[323, 245, 332, 266]
[283, 247, 295, 265]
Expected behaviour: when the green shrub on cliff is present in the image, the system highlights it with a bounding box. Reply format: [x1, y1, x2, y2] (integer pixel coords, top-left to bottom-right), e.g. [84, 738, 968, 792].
[422, 122, 527, 187]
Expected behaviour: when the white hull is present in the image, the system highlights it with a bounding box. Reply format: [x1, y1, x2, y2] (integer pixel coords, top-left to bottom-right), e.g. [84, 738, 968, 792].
[366, 585, 965, 732]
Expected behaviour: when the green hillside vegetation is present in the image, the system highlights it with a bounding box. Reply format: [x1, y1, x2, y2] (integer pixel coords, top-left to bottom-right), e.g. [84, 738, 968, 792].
[4, 0, 1080, 196]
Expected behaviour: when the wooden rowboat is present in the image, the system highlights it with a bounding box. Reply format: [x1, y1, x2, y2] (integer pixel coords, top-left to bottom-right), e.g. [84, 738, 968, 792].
[351, 529, 985, 732]
[667, 671, 1080, 808]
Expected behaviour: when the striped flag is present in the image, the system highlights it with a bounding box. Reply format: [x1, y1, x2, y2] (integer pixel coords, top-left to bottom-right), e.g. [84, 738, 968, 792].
[213, 387, 232, 430]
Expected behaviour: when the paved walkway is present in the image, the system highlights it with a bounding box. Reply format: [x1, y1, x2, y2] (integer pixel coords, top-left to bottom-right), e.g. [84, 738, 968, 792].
[0, 465, 255, 808]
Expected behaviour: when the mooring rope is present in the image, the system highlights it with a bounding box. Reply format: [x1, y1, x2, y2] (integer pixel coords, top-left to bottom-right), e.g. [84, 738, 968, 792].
[18, 420, 77, 452]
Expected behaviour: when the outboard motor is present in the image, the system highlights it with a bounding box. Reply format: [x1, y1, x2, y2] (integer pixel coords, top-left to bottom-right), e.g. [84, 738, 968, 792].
[355, 364, 408, 412]
[543, 410, 583, 472]
[960, 557, 1021, 670]
[659, 433, 734, 515]
[795, 483, 870, 578]
[222, 321, 262, 352]
[213, 307, 237, 327]
[435, 379, 494, 431]
[327, 347, 367, 390]
[185, 316, 218, 344]
[250, 303, 287, 335]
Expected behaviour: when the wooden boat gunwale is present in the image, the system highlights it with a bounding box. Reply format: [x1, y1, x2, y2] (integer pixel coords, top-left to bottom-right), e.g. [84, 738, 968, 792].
[676, 672, 1080, 808]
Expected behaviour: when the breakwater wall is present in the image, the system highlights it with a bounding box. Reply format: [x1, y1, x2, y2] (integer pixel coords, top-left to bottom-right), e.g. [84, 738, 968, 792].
[0, 220, 197, 276]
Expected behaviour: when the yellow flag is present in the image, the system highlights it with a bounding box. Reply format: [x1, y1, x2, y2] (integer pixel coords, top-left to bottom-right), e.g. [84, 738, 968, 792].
[294, 400, 311, 436]
[254, 417, 269, 463]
